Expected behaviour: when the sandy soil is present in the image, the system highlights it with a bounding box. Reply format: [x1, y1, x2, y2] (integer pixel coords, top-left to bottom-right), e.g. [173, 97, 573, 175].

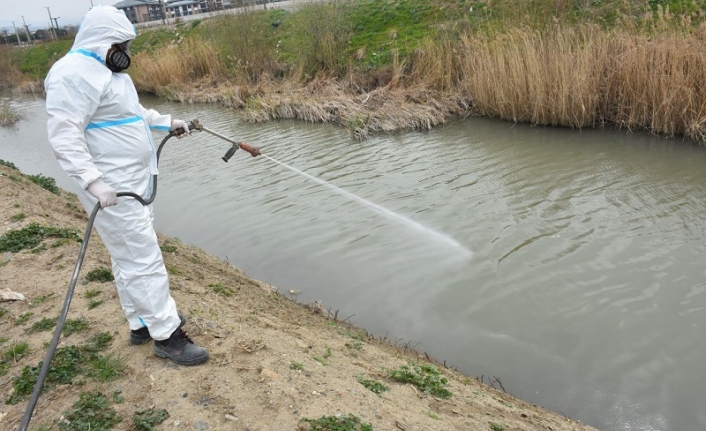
[0, 163, 599, 431]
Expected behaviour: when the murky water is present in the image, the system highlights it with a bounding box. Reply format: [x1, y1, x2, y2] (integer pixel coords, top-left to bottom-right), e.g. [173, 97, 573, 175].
[3, 91, 706, 431]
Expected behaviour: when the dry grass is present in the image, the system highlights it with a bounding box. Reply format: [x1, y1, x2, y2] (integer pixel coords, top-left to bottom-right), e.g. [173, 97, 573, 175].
[0, 101, 20, 127]
[130, 38, 225, 98]
[126, 12, 706, 143]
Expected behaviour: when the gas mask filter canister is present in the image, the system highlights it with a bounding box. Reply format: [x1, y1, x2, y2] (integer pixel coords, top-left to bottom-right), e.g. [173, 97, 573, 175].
[106, 42, 131, 73]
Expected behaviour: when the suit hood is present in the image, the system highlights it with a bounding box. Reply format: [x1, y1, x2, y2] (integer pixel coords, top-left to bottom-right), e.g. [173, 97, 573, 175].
[72, 5, 136, 60]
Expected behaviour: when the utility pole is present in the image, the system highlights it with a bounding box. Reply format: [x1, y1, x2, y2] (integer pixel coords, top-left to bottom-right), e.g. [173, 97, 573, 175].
[11, 21, 22, 45]
[159, 0, 167, 25]
[20, 15, 34, 45]
[45, 7, 56, 40]
[52, 17, 60, 38]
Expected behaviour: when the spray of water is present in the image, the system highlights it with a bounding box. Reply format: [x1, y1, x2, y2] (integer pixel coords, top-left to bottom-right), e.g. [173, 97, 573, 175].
[262, 155, 473, 257]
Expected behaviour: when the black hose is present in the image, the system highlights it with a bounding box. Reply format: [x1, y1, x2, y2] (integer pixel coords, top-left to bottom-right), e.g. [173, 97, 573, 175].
[18, 132, 175, 431]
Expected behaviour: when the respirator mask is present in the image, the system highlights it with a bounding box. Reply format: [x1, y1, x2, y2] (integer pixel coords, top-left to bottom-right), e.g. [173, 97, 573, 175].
[106, 41, 131, 73]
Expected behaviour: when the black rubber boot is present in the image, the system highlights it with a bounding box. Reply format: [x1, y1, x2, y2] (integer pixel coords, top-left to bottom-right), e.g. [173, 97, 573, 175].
[130, 313, 186, 345]
[153, 327, 209, 366]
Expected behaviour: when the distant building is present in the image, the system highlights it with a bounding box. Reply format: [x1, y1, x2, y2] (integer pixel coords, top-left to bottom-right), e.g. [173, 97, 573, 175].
[113, 0, 164, 24]
[113, 0, 225, 23]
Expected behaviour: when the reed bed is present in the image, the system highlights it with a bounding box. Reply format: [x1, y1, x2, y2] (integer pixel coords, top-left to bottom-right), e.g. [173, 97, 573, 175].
[401, 21, 706, 142]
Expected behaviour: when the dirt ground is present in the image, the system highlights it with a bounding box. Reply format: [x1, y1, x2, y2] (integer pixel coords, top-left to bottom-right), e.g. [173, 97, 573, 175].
[0, 163, 599, 431]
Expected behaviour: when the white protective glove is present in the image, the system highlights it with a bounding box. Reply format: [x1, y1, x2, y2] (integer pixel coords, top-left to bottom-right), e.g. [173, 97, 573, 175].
[87, 179, 117, 208]
[169, 119, 190, 138]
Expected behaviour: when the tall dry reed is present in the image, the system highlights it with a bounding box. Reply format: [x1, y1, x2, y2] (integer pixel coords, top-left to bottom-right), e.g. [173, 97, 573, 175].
[402, 20, 706, 142]
[130, 37, 225, 98]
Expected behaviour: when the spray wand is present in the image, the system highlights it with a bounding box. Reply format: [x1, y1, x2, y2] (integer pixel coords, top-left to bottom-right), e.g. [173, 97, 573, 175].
[184, 119, 261, 161]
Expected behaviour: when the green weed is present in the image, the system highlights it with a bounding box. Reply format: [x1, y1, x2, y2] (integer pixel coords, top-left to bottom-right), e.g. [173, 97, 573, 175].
[209, 283, 235, 296]
[10, 212, 25, 222]
[160, 244, 178, 253]
[1, 342, 29, 376]
[133, 407, 169, 431]
[84, 267, 114, 283]
[29, 316, 58, 333]
[490, 422, 506, 431]
[84, 352, 126, 381]
[84, 289, 101, 299]
[290, 361, 304, 371]
[83, 331, 114, 353]
[6, 332, 115, 405]
[0, 307, 7, 319]
[27, 174, 60, 195]
[63, 317, 90, 336]
[58, 390, 122, 431]
[88, 300, 104, 310]
[387, 362, 452, 398]
[15, 312, 33, 325]
[356, 376, 389, 394]
[0, 159, 19, 170]
[300, 414, 373, 431]
[30, 292, 55, 307]
[166, 265, 182, 275]
[0, 222, 79, 253]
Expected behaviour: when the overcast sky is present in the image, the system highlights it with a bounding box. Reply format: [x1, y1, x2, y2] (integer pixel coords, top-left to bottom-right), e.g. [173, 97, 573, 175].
[0, 0, 117, 34]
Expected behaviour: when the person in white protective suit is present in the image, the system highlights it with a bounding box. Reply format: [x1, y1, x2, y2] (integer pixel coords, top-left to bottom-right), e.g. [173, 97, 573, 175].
[44, 5, 208, 366]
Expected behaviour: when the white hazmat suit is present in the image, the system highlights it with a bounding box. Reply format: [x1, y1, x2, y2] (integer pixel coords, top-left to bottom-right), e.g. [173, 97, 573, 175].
[45, 6, 181, 340]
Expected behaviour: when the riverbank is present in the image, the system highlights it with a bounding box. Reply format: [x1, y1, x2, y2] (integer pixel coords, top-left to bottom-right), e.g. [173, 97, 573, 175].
[0, 165, 600, 429]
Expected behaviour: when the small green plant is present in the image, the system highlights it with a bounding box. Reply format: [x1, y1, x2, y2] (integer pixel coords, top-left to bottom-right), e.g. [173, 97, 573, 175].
[290, 361, 304, 371]
[0, 307, 7, 319]
[357, 376, 389, 394]
[0, 159, 19, 170]
[15, 312, 33, 325]
[84, 289, 101, 299]
[490, 422, 506, 431]
[84, 267, 114, 283]
[209, 283, 235, 296]
[27, 174, 60, 195]
[30, 292, 55, 307]
[387, 362, 452, 398]
[160, 243, 178, 253]
[7, 332, 114, 404]
[10, 212, 25, 222]
[300, 414, 373, 431]
[84, 331, 114, 353]
[0, 223, 79, 253]
[58, 390, 122, 431]
[112, 390, 124, 403]
[84, 352, 126, 381]
[427, 411, 439, 420]
[29, 316, 58, 333]
[13, 202, 20, 207]
[63, 317, 90, 336]
[345, 341, 364, 351]
[4, 342, 30, 362]
[166, 265, 182, 275]
[133, 407, 169, 431]
[88, 299, 104, 310]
